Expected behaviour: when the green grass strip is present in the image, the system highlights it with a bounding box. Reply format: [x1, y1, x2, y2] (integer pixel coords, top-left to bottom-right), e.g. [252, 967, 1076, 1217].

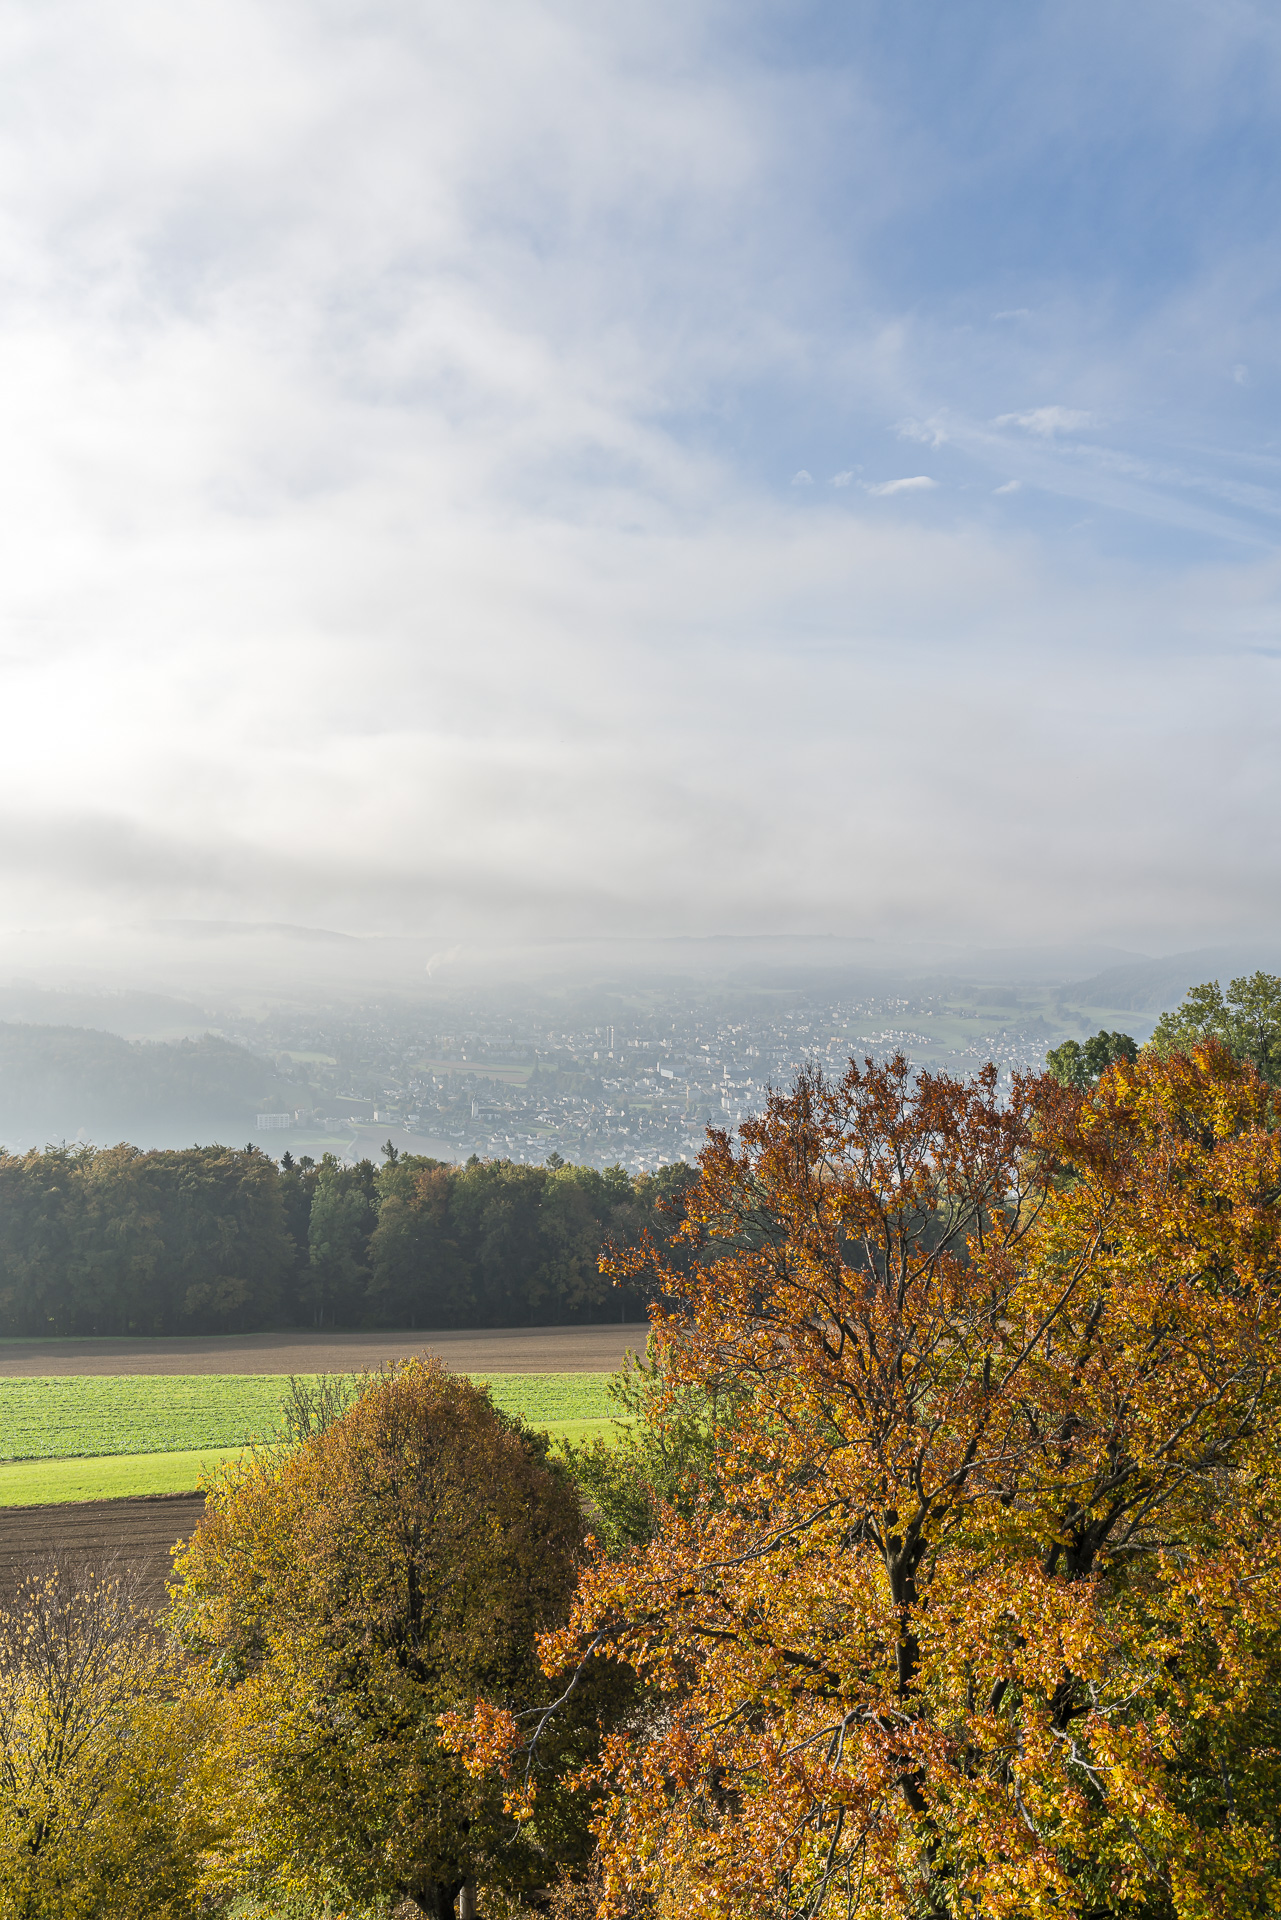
[0, 1374, 617, 1462]
[0, 1449, 249, 1506]
[0, 1421, 616, 1508]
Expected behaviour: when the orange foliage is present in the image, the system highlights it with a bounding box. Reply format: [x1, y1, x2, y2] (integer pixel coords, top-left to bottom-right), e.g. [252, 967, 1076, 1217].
[447, 1046, 1281, 1919]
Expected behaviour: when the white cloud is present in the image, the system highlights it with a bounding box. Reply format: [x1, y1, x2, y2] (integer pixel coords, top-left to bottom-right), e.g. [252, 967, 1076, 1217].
[1234, 364, 1250, 385]
[994, 479, 1022, 494]
[896, 417, 950, 447]
[993, 308, 1031, 321]
[0, 1, 1276, 962]
[864, 476, 939, 496]
[791, 469, 814, 485]
[996, 407, 1099, 436]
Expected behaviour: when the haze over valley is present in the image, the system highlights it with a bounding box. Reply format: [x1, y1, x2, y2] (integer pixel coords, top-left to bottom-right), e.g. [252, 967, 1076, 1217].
[2, 936, 1273, 1166]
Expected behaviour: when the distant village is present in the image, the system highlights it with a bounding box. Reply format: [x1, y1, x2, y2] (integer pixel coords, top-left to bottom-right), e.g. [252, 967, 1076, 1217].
[234, 989, 1075, 1172]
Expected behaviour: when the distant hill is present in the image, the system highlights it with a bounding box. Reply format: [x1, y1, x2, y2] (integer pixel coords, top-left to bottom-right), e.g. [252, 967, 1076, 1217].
[0, 1024, 298, 1152]
[1059, 949, 1279, 1017]
[0, 987, 214, 1039]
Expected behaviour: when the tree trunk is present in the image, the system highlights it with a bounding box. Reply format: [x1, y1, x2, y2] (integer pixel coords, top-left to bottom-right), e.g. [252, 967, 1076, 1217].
[404, 1877, 465, 1919]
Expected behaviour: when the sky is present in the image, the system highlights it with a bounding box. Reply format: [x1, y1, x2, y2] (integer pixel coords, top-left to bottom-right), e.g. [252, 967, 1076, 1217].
[1, 0, 1279, 968]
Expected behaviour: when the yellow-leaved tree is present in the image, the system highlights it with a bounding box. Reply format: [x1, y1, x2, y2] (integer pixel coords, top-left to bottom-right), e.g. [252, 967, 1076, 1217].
[0, 1554, 217, 1919]
[173, 1358, 620, 1920]
[448, 1044, 1281, 1920]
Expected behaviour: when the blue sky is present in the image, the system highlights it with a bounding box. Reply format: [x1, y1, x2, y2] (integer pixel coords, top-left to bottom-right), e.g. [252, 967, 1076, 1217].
[640, 2, 1281, 556]
[0, 0, 1277, 966]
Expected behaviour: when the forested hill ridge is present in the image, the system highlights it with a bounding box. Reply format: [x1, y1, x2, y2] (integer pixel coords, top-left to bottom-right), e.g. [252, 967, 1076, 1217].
[0, 1145, 692, 1337]
[0, 1022, 298, 1151]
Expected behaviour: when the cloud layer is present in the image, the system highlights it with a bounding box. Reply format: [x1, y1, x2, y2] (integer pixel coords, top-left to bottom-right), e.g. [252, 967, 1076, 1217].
[0, 0, 1279, 960]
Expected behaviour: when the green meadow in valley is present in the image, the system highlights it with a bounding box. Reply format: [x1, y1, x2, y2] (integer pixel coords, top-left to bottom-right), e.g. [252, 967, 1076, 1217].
[0, 1372, 617, 1462]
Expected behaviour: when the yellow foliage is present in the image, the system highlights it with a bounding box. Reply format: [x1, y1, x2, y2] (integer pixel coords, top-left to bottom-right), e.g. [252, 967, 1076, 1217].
[0, 1555, 221, 1919]
[173, 1358, 595, 1917]
[454, 1046, 1281, 1919]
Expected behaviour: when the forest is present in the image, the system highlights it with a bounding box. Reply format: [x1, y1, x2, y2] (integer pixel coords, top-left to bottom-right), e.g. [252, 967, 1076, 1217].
[3, 1031, 1280, 1918]
[0, 1144, 693, 1336]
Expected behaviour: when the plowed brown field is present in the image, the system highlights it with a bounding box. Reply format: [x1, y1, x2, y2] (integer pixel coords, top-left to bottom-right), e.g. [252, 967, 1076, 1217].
[0, 1492, 206, 1612]
[0, 1323, 650, 1377]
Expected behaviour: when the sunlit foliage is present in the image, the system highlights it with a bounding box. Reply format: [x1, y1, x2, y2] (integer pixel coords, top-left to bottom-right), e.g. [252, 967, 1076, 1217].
[173, 1359, 615, 1919]
[451, 1046, 1281, 1919]
[0, 1555, 217, 1918]
[1150, 970, 1281, 1086]
[1045, 1028, 1138, 1089]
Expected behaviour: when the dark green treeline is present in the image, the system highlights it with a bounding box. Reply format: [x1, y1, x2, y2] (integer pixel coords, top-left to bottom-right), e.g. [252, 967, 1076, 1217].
[0, 1145, 697, 1336]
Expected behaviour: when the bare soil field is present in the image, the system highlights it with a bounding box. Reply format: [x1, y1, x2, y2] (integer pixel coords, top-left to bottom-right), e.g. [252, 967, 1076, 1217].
[0, 1324, 651, 1377]
[0, 1492, 205, 1612]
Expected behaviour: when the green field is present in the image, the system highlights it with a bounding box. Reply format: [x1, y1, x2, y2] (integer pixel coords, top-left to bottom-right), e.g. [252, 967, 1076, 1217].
[0, 1416, 618, 1507]
[0, 1448, 249, 1506]
[0, 1373, 617, 1463]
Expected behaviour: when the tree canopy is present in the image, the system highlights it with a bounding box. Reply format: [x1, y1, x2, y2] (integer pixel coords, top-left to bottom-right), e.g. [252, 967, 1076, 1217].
[0, 1555, 216, 1918]
[0, 1145, 686, 1334]
[172, 1360, 611, 1919]
[1045, 1027, 1138, 1088]
[452, 1045, 1281, 1920]
[1149, 969, 1281, 1084]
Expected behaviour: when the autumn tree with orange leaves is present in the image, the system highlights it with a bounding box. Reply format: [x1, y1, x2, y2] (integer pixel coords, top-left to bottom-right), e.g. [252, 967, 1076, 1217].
[447, 1043, 1281, 1920]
